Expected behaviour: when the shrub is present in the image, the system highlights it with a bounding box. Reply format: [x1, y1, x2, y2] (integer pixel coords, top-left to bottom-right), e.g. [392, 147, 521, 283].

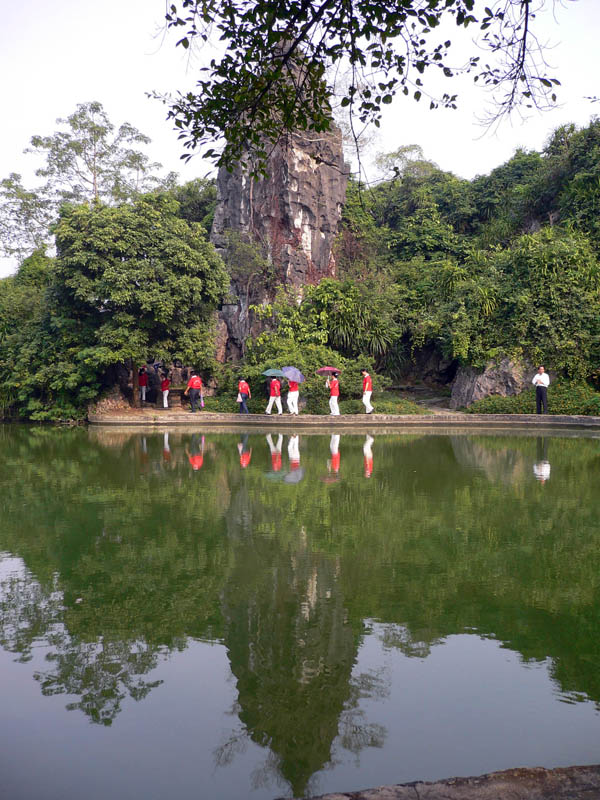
[466, 381, 600, 415]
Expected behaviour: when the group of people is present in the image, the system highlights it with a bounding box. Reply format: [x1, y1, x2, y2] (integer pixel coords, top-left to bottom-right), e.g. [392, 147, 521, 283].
[138, 367, 173, 408]
[237, 369, 375, 416]
[144, 364, 551, 416]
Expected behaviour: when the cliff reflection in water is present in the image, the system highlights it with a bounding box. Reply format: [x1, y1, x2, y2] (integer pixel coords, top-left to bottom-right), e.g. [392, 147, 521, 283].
[0, 426, 600, 795]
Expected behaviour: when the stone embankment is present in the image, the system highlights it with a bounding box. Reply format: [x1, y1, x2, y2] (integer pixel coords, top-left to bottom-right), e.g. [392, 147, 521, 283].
[280, 764, 600, 800]
[88, 408, 600, 431]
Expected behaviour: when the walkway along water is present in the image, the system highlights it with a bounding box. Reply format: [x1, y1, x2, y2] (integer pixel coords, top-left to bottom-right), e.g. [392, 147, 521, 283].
[88, 409, 600, 432]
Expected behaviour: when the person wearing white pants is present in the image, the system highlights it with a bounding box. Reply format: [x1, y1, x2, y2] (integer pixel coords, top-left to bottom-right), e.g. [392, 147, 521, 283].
[265, 377, 283, 414]
[326, 373, 340, 415]
[360, 369, 374, 413]
[138, 367, 148, 403]
[161, 375, 170, 408]
[286, 379, 299, 415]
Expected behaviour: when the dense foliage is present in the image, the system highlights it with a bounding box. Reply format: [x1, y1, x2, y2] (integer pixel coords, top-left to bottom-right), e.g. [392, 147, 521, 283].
[0, 194, 228, 420]
[3, 113, 600, 419]
[229, 118, 600, 413]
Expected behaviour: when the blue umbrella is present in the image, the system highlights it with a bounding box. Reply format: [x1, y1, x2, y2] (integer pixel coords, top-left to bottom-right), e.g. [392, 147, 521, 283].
[281, 366, 305, 383]
[261, 368, 286, 377]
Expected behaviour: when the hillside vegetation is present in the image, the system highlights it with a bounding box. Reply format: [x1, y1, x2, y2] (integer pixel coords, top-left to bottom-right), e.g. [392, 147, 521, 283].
[1, 114, 600, 419]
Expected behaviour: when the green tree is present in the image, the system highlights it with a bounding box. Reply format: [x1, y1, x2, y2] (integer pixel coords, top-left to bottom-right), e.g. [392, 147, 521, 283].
[0, 102, 175, 260]
[161, 0, 561, 171]
[385, 187, 465, 261]
[168, 176, 218, 229]
[0, 175, 55, 259]
[0, 193, 229, 419]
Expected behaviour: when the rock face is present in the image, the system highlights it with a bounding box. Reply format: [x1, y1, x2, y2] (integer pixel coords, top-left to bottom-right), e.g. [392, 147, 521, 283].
[403, 344, 458, 385]
[284, 764, 600, 800]
[450, 358, 534, 409]
[211, 130, 349, 360]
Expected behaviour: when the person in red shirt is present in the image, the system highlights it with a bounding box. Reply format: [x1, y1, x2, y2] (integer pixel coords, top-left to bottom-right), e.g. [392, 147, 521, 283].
[265, 377, 283, 415]
[266, 433, 283, 472]
[184, 372, 203, 413]
[237, 378, 251, 414]
[286, 380, 299, 415]
[161, 374, 171, 409]
[326, 372, 340, 415]
[360, 369, 374, 414]
[138, 367, 148, 403]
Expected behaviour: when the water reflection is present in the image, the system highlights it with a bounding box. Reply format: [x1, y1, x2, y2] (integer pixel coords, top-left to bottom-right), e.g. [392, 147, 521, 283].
[363, 434, 374, 478]
[1, 427, 600, 797]
[186, 433, 205, 471]
[266, 434, 283, 474]
[533, 437, 551, 483]
[238, 433, 252, 468]
[286, 434, 303, 483]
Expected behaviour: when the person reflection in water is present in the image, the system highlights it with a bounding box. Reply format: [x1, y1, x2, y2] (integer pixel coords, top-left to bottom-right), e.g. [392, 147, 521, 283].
[163, 432, 171, 464]
[288, 435, 300, 471]
[138, 435, 149, 472]
[186, 434, 205, 471]
[328, 434, 341, 476]
[238, 434, 252, 468]
[363, 434, 374, 478]
[266, 433, 283, 472]
[533, 437, 551, 484]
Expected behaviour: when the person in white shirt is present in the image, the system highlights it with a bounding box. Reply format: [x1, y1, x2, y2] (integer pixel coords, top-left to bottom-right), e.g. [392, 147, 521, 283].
[532, 365, 550, 414]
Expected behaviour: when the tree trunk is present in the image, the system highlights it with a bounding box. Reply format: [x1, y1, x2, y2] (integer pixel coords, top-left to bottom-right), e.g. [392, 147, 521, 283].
[131, 361, 140, 408]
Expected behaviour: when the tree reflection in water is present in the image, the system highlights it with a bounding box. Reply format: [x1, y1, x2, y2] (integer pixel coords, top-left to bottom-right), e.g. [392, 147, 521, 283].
[1, 426, 600, 794]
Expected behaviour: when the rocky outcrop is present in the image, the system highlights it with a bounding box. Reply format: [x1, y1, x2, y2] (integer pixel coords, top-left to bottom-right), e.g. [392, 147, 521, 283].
[284, 764, 600, 800]
[450, 358, 534, 409]
[88, 386, 130, 416]
[211, 129, 349, 360]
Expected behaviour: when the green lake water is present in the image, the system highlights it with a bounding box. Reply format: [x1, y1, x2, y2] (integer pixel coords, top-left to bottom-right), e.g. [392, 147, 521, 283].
[1, 424, 600, 799]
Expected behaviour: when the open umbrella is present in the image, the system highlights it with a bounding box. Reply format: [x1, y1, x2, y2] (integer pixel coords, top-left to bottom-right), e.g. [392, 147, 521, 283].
[261, 368, 286, 377]
[281, 366, 305, 383]
[316, 366, 342, 375]
[284, 467, 305, 484]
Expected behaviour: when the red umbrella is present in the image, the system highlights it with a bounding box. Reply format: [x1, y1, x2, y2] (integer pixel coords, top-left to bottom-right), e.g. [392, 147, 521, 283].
[316, 366, 342, 375]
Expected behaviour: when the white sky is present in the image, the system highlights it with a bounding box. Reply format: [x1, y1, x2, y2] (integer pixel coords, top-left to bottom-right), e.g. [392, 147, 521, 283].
[1, 0, 598, 277]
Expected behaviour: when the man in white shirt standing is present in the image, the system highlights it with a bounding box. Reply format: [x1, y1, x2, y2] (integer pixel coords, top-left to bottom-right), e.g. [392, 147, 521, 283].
[532, 365, 550, 414]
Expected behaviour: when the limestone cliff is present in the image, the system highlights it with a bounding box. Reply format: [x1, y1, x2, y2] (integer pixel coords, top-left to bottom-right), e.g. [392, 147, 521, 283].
[211, 129, 349, 360]
[450, 357, 535, 409]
